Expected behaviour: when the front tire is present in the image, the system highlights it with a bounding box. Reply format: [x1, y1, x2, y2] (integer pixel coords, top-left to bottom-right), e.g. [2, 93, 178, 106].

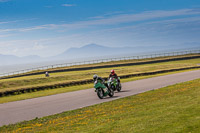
[117, 83, 122, 92]
[111, 85, 115, 91]
[97, 88, 104, 99]
[108, 88, 114, 97]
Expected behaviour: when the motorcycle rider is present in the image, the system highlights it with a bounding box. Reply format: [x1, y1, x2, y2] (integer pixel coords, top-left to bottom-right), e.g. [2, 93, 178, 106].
[109, 69, 120, 83]
[93, 74, 104, 83]
[93, 74, 109, 89]
[45, 71, 49, 77]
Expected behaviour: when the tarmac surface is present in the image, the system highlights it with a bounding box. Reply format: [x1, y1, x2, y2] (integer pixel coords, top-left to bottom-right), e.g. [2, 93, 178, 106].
[0, 70, 200, 127]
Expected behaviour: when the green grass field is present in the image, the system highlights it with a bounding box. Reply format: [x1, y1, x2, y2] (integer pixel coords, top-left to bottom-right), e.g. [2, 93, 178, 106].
[0, 57, 199, 104]
[0, 58, 200, 92]
[1, 78, 199, 132]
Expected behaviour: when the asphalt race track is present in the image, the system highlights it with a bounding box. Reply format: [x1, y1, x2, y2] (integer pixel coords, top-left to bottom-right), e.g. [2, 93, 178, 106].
[0, 70, 200, 126]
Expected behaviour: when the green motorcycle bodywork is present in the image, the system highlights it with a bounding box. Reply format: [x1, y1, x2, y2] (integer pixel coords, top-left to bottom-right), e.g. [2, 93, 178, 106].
[94, 80, 108, 96]
[94, 80, 106, 89]
[107, 77, 121, 91]
[107, 78, 117, 88]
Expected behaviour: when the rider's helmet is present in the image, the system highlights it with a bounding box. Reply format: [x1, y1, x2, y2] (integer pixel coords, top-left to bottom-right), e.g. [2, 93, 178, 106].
[93, 74, 98, 80]
[111, 69, 115, 75]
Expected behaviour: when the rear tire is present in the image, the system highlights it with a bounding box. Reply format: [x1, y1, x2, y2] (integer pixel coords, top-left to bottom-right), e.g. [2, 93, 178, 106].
[97, 88, 104, 99]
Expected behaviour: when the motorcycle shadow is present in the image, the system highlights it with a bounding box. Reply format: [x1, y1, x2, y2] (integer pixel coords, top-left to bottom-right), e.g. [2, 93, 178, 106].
[115, 90, 130, 93]
[104, 96, 120, 99]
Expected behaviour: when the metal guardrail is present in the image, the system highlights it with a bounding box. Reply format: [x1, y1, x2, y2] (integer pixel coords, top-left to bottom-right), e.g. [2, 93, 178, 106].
[0, 49, 200, 77]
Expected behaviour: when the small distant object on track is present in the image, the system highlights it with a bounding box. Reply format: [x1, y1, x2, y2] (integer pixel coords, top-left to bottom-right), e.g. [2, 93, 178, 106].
[45, 71, 49, 77]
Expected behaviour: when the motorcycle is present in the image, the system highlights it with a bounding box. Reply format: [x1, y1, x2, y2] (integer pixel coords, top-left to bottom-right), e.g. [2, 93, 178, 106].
[107, 77, 122, 92]
[94, 80, 114, 99]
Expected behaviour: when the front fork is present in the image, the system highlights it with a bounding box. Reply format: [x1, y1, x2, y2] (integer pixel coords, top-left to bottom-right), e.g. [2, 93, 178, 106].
[95, 88, 108, 96]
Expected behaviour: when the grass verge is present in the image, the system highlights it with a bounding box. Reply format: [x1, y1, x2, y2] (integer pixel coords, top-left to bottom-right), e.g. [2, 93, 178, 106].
[1, 78, 200, 132]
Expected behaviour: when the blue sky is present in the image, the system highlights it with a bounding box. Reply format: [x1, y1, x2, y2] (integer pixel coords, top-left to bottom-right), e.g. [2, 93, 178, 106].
[0, 0, 200, 57]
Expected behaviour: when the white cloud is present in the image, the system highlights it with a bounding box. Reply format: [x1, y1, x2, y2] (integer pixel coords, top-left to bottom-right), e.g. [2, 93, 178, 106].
[0, 33, 14, 38]
[76, 9, 200, 26]
[33, 42, 45, 50]
[0, 18, 38, 25]
[0, 39, 49, 56]
[62, 4, 76, 7]
[89, 11, 124, 19]
[0, 0, 9, 2]
[0, 24, 53, 33]
[0, 20, 19, 25]
[1, 8, 200, 57]
[2, 8, 200, 33]
[13, 48, 19, 53]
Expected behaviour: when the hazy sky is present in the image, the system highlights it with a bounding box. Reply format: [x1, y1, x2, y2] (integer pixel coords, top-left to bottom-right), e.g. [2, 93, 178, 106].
[0, 0, 200, 57]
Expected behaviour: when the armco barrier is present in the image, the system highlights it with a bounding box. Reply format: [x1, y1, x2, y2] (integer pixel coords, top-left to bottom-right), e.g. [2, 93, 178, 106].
[0, 66, 200, 97]
[1, 54, 200, 80]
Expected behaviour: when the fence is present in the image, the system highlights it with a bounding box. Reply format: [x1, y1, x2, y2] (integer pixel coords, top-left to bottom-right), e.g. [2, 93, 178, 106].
[0, 49, 200, 77]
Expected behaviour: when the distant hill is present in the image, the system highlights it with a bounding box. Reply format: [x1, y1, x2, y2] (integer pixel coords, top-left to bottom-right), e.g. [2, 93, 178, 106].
[1, 43, 199, 66]
[53, 43, 200, 60]
[54, 44, 152, 59]
[0, 44, 155, 66]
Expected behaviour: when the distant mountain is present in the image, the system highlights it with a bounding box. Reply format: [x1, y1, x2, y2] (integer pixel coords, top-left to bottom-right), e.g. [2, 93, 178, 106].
[0, 44, 155, 66]
[22, 55, 41, 62]
[54, 44, 153, 60]
[1, 43, 199, 66]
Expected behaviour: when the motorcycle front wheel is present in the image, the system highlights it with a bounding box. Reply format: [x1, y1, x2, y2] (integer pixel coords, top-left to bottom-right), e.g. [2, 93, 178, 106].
[111, 85, 116, 91]
[108, 88, 114, 97]
[97, 88, 104, 99]
[117, 83, 122, 92]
